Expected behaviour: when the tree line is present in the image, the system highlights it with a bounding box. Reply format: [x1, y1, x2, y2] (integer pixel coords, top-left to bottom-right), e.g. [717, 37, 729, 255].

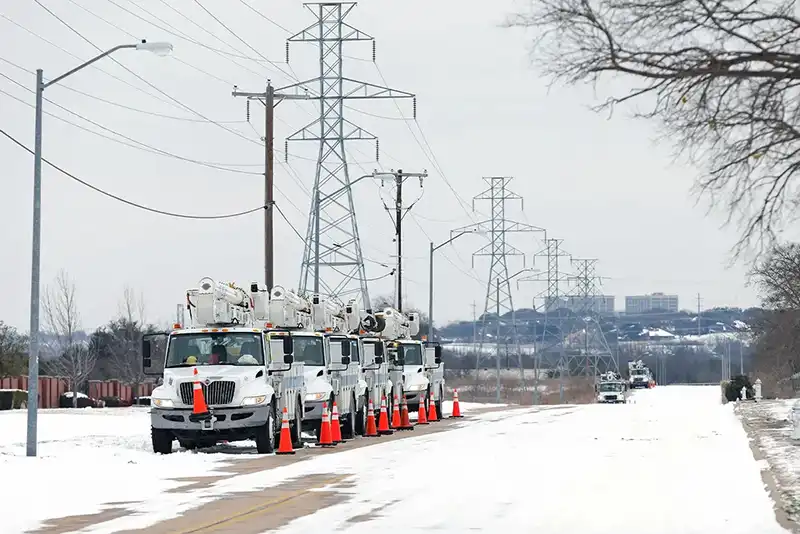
[0, 270, 158, 407]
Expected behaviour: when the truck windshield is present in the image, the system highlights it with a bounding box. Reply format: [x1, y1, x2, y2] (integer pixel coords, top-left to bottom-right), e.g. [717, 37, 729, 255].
[599, 383, 623, 392]
[166, 332, 263, 368]
[292, 336, 325, 366]
[400, 343, 423, 366]
[632, 369, 645, 376]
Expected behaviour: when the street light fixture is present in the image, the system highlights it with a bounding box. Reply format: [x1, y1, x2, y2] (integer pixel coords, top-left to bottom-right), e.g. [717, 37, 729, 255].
[427, 229, 485, 342]
[26, 40, 173, 457]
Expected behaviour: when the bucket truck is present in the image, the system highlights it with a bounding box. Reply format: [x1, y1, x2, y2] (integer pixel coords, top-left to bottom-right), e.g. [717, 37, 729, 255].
[142, 278, 307, 455]
[596, 371, 628, 403]
[362, 307, 445, 417]
[627, 360, 652, 389]
[299, 295, 362, 439]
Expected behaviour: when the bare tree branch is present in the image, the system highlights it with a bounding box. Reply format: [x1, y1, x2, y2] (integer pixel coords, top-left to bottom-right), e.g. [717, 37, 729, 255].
[510, 0, 800, 256]
[41, 270, 96, 406]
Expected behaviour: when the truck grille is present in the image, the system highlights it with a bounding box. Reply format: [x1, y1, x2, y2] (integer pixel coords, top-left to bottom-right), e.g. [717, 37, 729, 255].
[179, 381, 236, 405]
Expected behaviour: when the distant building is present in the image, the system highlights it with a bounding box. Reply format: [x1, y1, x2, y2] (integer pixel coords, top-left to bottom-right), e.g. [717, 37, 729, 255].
[625, 293, 679, 314]
[546, 295, 615, 314]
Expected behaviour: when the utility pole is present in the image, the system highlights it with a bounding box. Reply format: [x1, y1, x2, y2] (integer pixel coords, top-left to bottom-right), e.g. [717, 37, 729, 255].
[232, 81, 309, 292]
[496, 278, 501, 403]
[284, 3, 416, 308]
[376, 169, 427, 311]
[697, 293, 702, 336]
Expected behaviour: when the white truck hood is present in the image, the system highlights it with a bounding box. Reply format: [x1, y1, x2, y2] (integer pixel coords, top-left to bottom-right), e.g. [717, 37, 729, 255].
[304, 366, 331, 397]
[404, 365, 429, 391]
[165, 365, 261, 381]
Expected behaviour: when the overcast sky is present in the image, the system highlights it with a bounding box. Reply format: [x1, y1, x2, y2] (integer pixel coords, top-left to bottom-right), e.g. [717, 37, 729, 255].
[1, 0, 763, 333]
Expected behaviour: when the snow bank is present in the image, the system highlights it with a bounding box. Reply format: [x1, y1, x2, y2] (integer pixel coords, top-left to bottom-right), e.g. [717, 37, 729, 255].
[0, 408, 238, 533]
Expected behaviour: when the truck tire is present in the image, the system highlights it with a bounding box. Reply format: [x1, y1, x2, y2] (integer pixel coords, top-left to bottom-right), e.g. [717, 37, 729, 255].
[435, 386, 443, 418]
[342, 393, 357, 439]
[151, 427, 173, 454]
[291, 397, 303, 448]
[254, 403, 278, 454]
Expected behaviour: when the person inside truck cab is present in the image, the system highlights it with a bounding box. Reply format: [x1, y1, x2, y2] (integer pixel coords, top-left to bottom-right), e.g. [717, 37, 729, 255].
[237, 341, 259, 365]
[209, 344, 228, 364]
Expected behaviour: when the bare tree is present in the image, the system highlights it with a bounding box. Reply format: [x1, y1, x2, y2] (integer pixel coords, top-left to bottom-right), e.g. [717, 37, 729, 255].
[42, 270, 96, 407]
[749, 243, 800, 394]
[106, 287, 148, 397]
[509, 0, 800, 254]
[0, 321, 27, 377]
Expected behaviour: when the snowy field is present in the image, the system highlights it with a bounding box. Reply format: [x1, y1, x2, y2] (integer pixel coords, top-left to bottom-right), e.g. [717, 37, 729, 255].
[0, 400, 484, 533]
[737, 398, 800, 526]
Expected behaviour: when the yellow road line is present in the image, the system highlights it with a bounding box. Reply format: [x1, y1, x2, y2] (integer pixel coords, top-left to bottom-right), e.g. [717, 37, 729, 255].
[177, 474, 351, 534]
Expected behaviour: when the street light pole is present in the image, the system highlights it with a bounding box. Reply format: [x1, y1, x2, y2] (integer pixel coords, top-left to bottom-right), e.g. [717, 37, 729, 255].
[428, 229, 481, 342]
[25, 40, 172, 457]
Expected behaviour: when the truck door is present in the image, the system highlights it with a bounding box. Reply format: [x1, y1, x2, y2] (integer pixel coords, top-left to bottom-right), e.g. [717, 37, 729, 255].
[141, 333, 168, 376]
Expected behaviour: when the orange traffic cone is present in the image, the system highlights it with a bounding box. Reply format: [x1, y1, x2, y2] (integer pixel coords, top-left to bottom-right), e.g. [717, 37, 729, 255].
[428, 392, 439, 422]
[417, 393, 429, 425]
[365, 398, 379, 437]
[391, 394, 401, 428]
[450, 388, 463, 418]
[331, 401, 343, 443]
[318, 402, 335, 447]
[377, 395, 394, 435]
[398, 394, 414, 430]
[276, 406, 295, 455]
[188, 367, 211, 423]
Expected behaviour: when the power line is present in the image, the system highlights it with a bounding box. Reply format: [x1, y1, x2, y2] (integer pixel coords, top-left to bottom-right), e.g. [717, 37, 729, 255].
[0, 128, 267, 220]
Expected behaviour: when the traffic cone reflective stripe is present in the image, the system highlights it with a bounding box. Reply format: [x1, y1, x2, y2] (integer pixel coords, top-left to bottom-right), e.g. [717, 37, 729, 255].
[417, 393, 429, 425]
[276, 406, 295, 455]
[189, 368, 211, 422]
[318, 402, 335, 447]
[391, 394, 401, 428]
[398, 394, 414, 430]
[365, 398, 378, 437]
[428, 391, 439, 422]
[377, 395, 393, 435]
[450, 388, 463, 418]
[331, 401, 343, 443]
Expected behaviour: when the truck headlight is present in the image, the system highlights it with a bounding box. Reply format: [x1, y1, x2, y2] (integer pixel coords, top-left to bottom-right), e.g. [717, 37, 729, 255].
[243, 395, 267, 406]
[153, 398, 174, 408]
[305, 392, 327, 402]
[405, 383, 427, 392]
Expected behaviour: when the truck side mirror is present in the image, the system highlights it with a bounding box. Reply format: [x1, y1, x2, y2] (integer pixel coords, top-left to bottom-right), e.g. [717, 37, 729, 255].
[435, 345, 442, 364]
[282, 335, 294, 355]
[341, 339, 351, 357]
[142, 339, 151, 369]
[374, 356, 384, 365]
[374, 343, 384, 357]
[283, 354, 294, 364]
[342, 356, 351, 365]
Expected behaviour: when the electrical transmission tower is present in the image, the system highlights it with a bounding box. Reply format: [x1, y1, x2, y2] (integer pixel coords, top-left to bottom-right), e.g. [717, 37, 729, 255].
[453, 177, 545, 393]
[519, 238, 573, 372]
[564, 258, 618, 376]
[282, 2, 415, 307]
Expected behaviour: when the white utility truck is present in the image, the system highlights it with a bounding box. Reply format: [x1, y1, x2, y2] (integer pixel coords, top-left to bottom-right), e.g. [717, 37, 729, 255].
[300, 293, 361, 439]
[627, 360, 652, 389]
[362, 307, 445, 416]
[142, 278, 307, 454]
[596, 371, 628, 403]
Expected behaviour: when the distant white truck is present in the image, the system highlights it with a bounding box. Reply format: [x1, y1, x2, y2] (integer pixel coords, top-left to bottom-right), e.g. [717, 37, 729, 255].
[596, 379, 628, 404]
[627, 360, 653, 389]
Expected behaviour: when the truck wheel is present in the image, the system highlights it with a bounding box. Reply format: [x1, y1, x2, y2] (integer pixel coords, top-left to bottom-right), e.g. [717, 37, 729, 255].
[355, 393, 368, 435]
[291, 397, 303, 448]
[342, 393, 357, 439]
[435, 387, 443, 418]
[255, 403, 278, 454]
[151, 427, 173, 454]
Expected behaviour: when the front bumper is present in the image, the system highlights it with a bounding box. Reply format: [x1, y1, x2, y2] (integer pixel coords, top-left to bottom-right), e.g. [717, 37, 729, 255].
[150, 406, 268, 432]
[303, 400, 324, 421]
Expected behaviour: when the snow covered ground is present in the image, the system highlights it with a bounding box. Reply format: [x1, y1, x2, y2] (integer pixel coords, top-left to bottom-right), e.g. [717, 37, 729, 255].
[0, 401, 483, 533]
[737, 398, 800, 527]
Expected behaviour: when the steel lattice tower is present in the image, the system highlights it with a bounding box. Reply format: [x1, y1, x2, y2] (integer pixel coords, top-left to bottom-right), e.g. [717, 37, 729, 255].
[565, 258, 618, 376]
[454, 177, 544, 389]
[282, 2, 414, 307]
